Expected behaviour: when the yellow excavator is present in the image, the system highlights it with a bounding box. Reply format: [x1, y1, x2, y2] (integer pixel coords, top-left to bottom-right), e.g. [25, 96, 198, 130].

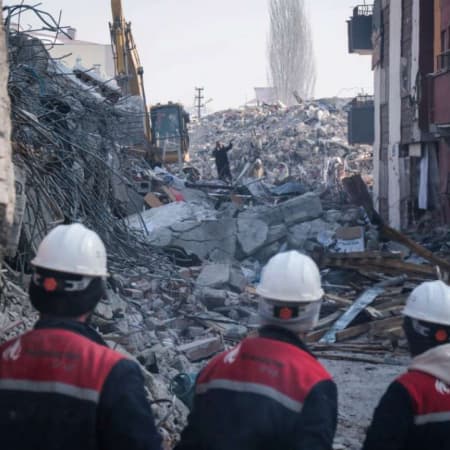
[109, 0, 190, 164]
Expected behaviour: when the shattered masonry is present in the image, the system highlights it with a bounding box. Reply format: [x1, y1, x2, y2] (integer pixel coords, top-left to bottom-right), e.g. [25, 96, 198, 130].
[2, 5, 450, 450]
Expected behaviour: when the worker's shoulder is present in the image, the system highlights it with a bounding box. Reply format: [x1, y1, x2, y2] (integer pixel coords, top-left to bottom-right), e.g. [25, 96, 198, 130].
[397, 369, 434, 387]
[19, 327, 127, 368]
[203, 335, 331, 381]
[252, 335, 332, 378]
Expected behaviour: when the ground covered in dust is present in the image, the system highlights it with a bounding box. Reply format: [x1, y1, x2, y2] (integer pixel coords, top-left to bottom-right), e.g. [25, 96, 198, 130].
[323, 355, 409, 449]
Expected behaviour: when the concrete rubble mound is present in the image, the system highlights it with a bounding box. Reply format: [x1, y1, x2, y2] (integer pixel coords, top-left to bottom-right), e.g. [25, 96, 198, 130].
[188, 100, 373, 193]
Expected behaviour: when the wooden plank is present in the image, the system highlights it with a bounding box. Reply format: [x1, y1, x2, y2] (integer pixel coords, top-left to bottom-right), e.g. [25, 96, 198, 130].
[335, 322, 371, 341]
[231, 194, 245, 207]
[245, 286, 257, 295]
[342, 174, 450, 273]
[314, 310, 342, 330]
[311, 342, 389, 353]
[161, 186, 176, 202]
[306, 328, 327, 343]
[324, 293, 352, 306]
[370, 315, 403, 332]
[320, 276, 405, 344]
[316, 353, 398, 365]
[144, 192, 163, 208]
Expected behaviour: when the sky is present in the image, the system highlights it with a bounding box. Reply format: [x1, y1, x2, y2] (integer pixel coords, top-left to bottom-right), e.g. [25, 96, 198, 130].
[4, 0, 374, 111]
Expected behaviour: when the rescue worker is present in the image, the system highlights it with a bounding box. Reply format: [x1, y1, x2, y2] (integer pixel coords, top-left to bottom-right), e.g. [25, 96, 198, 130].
[175, 251, 337, 450]
[249, 157, 264, 179]
[212, 140, 233, 182]
[363, 280, 450, 450]
[0, 224, 162, 450]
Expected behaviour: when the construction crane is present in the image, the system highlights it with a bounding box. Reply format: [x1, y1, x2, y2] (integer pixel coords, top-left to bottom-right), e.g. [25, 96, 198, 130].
[109, 0, 190, 164]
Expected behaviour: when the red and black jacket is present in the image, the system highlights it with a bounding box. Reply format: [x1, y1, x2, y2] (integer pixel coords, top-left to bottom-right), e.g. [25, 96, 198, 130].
[363, 370, 450, 450]
[0, 318, 161, 450]
[175, 325, 337, 450]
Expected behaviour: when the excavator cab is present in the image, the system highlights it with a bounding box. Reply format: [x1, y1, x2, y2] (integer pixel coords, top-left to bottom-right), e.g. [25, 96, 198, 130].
[110, 0, 190, 165]
[150, 103, 190, 164]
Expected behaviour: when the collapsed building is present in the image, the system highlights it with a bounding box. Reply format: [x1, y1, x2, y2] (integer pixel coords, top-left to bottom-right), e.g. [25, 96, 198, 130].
[189, 100, 373, 191]
[2, 4, 450, 449]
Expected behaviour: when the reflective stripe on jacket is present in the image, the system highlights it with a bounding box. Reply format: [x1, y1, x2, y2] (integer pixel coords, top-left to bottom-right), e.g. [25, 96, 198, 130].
[363, 370, 450, 450]
[0, 318, 162, 450]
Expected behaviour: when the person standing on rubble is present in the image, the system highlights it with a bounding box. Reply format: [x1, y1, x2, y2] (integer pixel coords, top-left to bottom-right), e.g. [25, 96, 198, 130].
[175, 251, 337, 450]
[362, 280, 450, 450]
[0, 224, 162, 450]
[212, 140, 233, 182]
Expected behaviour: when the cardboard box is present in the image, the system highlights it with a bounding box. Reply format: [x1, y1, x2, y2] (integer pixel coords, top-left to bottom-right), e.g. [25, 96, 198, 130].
[335, 226, 365, 253]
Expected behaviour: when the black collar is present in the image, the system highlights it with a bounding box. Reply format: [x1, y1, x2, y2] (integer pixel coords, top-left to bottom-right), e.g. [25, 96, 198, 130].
[34, 317, 107, 347]
[258, 325, 315, 358]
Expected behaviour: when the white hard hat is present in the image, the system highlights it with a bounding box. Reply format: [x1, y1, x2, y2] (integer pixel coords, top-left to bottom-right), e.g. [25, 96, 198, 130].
[256, 251, 324, 302]
[31, 223, 108, 277]
[403, 280, 450, 326]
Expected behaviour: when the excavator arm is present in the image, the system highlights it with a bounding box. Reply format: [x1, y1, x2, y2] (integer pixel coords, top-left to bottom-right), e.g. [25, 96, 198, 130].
[109, 0, 189, 165]
[109, 0, 152, 142]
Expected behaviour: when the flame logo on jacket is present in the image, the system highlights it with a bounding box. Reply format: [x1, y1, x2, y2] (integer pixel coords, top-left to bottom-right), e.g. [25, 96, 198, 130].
[224, 344, 241, 364]
[2, 338, 22, 361]
[435, 380, 450, 395]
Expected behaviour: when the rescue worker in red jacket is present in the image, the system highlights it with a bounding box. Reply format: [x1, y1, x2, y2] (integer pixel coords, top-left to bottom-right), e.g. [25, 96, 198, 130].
[175, 251, 338, 450]
[363, 280, 450, 450]
[0, 224, 162, 450]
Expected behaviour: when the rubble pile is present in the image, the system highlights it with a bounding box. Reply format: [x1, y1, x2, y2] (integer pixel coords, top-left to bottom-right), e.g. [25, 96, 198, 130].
[1, 9, 194, 439]
[3, 7, 450, 450]
[188, 100, 373, 191]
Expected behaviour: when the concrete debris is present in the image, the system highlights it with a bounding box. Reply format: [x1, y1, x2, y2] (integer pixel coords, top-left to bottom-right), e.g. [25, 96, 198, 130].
[196, 287, 229, 308]
[279, 192, 323, 225]
[177, 336, 224, 362]
[188, 100, 373, 197]
[4, 8, 450, 450]
[237, 217, 268, 255]
[196, 263, 230, 289]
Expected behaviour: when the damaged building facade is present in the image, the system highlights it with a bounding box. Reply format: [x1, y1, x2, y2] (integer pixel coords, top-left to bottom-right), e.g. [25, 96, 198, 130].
[0, 0, 15, 264]
[350, 0, 450, 229]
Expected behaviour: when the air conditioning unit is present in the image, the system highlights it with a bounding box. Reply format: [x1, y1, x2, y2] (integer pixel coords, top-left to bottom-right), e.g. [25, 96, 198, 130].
[348, 5, 374, 55]
[348, 96, 374, 145]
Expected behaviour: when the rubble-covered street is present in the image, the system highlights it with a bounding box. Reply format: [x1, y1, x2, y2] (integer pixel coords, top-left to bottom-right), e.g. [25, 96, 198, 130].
[2, 3, 450, 450]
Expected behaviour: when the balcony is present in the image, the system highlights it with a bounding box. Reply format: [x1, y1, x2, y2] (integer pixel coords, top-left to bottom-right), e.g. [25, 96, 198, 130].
[429, 51, 450, 130]
[347, 95, 374, 145]
[347, 5, 374, 55]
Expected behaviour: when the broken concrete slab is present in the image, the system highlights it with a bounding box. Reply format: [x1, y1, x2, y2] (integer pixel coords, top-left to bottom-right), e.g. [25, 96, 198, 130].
[172, 218, 237, 262]
[146, 227, 173, 247]
[279, 192, 323, 225]
[177, 336, 224, 362]
[106, 289, 127, 316]
[126, 201, 216, 236]
[123, 288, 145, 300]
[196, 263, 231, 289]
[254, 241, 283, 263]
[237, 217, 268, 255]
[228, 266, 247, 292]
[324, 209, 344, 224]
[180, 187, 215, 209]
[265, 224, 288, 245]
[196, 287, 229, 308]
[95, 301, 114, 320]
[237, 205, 284, 226]
[224, 325, 248, 340]
[288, 218, 331, 249]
